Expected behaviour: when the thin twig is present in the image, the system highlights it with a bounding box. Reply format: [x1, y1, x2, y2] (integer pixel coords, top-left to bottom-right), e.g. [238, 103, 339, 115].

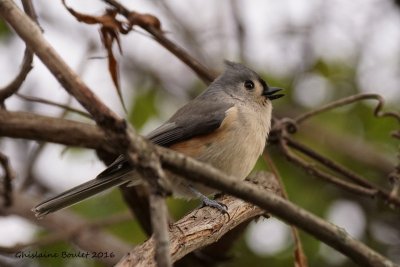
[19, 142, 46, 191]
[102, 0, 217, 84]
[263, 152, 308, 267]
[0, 152, 15, 207]
[278, 134, 380, 197]
[16, 93, 91, 118]
[0, 0, 37, 105]
[230, 0, 246, 62]
[0, 0, 125, 130]
[148, 149, 400, 267]
[155, 0, 206, 63]
[294, 93, 400, 124]
[285, 136, 377, 188]
[0, 109, 397, 266]
[300, 123, 394, 173]
[285, 136, 400, 208]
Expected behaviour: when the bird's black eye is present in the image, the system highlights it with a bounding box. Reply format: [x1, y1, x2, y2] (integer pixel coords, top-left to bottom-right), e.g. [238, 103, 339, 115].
[244, 80, 254, 90]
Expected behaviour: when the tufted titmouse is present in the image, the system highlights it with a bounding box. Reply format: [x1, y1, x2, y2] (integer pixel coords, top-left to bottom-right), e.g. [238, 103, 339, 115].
[33, 61, 283, 217]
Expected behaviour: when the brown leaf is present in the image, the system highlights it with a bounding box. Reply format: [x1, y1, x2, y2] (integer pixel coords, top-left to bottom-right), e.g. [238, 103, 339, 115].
[62, 0, 101, 24]
[62, 0, 127, 112]
[128, 12, 161, 30]
[100, 27, 126, 113]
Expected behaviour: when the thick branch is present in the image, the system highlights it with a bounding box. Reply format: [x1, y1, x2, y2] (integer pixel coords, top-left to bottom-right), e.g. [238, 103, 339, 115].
[117, 172, 278, 267]
[0, 110, 111, 152]
[1, 1, 395, 266]
[0, 110, 397, 267]
[158, 150, 398, 267]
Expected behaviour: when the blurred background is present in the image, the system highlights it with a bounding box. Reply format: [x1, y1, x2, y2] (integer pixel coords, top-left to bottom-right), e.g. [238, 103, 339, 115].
[0, 0, 399, 266]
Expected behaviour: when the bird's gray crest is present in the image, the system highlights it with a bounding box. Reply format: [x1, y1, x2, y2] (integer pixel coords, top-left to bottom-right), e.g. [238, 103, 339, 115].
[222, 60, 260, 79]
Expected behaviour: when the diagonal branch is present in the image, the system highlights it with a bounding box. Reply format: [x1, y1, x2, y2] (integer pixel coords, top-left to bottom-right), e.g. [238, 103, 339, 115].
[0, 0, 37, 105]
[102, 0, 217, 84]
[285, 136, 400, 207]
[159, 150, 397, 267]
[0, 110, 397, 267]
[0, 0, 124, 130]
[0, 2, 397, 265]
[0, 48, 33, 105]
[117, 172, 278, 267]
[0, 152, 15, 207]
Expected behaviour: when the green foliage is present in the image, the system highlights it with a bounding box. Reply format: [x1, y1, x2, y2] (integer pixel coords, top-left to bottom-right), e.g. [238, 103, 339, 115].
[0, 20, 10, 38]
[128, 88, 159, 130]
[71, 189, 147, 244]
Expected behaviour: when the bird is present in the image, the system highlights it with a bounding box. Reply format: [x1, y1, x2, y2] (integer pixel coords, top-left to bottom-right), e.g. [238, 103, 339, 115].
[33, 61, 284, 218]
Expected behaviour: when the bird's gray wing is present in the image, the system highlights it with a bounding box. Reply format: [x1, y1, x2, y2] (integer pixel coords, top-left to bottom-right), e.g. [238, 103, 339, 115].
[97, 101, 232, 179]
[146, 100, 233, 147]
[32, 100, 233, 217]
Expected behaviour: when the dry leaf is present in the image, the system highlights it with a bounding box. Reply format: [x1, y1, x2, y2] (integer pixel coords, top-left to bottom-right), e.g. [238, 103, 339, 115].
[62, 0, 127, 112]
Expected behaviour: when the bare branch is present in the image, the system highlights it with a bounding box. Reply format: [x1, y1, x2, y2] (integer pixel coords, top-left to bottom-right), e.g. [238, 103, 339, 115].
[0, 49, 33, 105]
[141, 152, 172, 267]
[230, 0, 246, 62]
[116, 172, 278, 267]
[0, 110, 111, 152]
[0, 0, 38, 104]
[1, 109, 397, 266]
[159, 152, 396, 267]
[16, 93, 91, 118]
[0, 152, 15, 207]
[285, 136, 400, 207]
[149, 193, 171, 267]
[1, 2, 397, 265]
[102, 0, 217, 84]
[263, 152, 308, 267]
[301, 123, 394, 173]
[294, 93, 400, 124]
[0, 0, 124, 130]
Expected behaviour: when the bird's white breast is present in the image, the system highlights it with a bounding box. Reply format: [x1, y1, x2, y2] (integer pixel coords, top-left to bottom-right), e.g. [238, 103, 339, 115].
[199, 103, 272, 180]
[167, 103, 272, 198]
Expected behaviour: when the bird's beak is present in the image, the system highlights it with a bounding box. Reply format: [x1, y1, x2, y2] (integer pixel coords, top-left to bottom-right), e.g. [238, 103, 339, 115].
[263, 87, 284, 100]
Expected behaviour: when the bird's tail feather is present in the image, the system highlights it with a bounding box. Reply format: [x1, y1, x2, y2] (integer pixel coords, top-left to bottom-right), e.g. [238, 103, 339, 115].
[33, 174, 130, 218]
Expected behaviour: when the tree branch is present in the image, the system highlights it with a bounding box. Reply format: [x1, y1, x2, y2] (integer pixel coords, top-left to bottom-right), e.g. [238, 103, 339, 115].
[0, 152, 15, 207]
[159, 151, 397, 267]
[0, 110, 397, 267]
[102, 0, 217, 84]
[0, 0, 36, 105]
[149, 193, 171, 267]
[0, 110, 111, 152]
[116, 172, 279, 267]
[1, 2, 397, 265]
[0, 0, 124, 130]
